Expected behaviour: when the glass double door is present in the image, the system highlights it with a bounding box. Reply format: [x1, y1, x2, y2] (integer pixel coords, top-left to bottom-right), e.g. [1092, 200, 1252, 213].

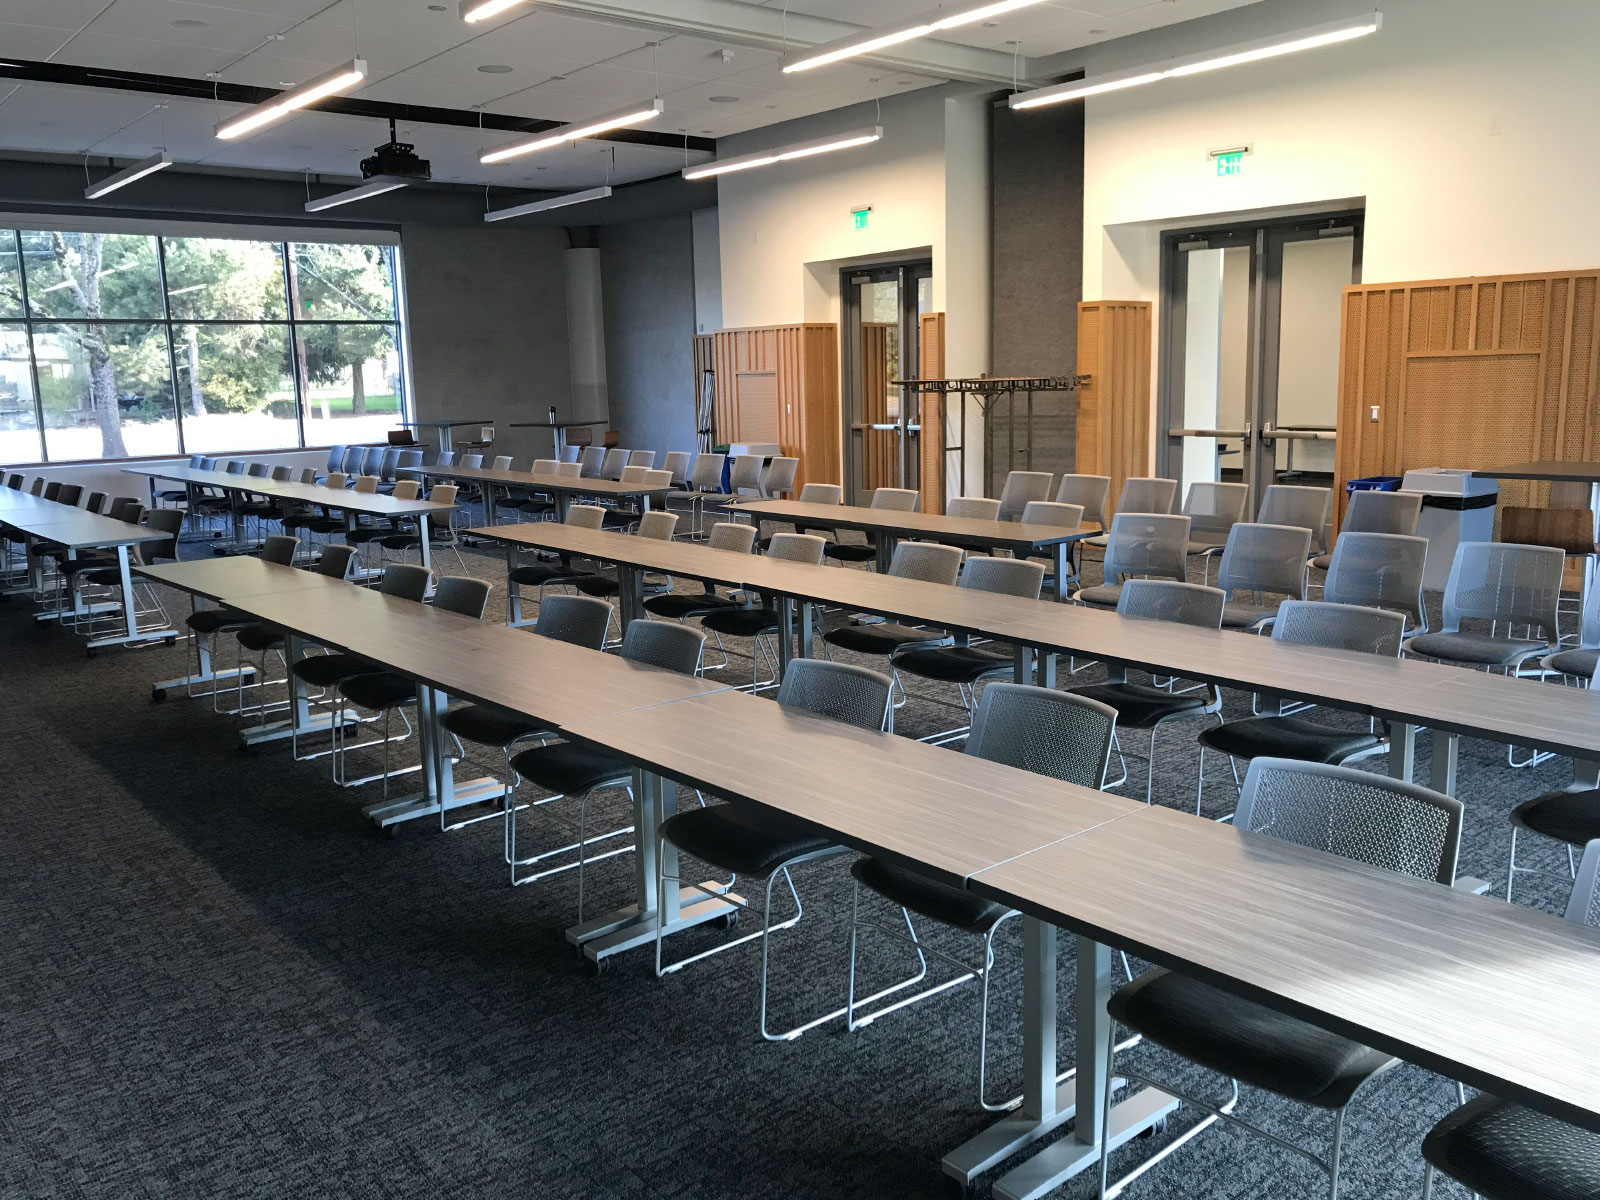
[1162, 215, 1362, 505]
[842, 262, 933, 504]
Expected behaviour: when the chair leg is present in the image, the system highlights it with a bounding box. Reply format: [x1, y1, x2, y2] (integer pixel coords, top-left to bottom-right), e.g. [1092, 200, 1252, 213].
[1327, 1106, 1346, 1200]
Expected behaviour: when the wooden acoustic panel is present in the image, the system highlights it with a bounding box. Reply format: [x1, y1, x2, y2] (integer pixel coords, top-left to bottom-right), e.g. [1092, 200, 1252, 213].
[918, 313, 947, 515]
[1336, 268, 1600, 528]
[1076, 300, 1152, 514]
[735, 372, 780, 442]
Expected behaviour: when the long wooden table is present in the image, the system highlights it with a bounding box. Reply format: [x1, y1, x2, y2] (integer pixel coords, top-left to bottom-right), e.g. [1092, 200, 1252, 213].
[725, 498, 1092, 599]
[404, 462, 668, 523]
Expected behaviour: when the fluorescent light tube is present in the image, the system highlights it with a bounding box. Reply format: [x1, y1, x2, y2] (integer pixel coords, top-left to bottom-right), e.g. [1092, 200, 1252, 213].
[784, 0, 1050, 72]
[83, 152, 172, 199]
[215, 59, 368, 140]
[460, 0, 526, 21]
[484, 185, 613, 221]
[304, 175, 410, 212]
[1009, 13, 1380, 110]
[682, 126, 882, 180]
[480, 97, 663, 164]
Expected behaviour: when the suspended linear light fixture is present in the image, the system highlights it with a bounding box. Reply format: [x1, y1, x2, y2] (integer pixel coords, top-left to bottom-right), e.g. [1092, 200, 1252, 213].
[682, 126, 882, 180]
[460, 0, 528, 20]
[484, 185, 613, 222]
[1009, 13, 1381, 110]
[783, 0, 1049, 73]
[480, 98, 663, 164]
[304, 175, 411, 212]
[215, 58, 368, 140]
[83, 152, 173, 199]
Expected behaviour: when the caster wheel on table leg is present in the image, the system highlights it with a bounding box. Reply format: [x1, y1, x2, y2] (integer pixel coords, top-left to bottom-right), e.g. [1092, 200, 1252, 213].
[151, 687, 167, 702]
[713, 910, 740, 930]
[585, 956, 609, 978]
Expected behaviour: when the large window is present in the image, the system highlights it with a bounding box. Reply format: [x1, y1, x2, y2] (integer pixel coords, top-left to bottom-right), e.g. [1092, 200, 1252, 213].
[0, 227, 406, 464]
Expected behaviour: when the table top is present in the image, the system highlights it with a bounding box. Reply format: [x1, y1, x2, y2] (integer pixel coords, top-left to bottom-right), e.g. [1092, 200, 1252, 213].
[1471, 460, 1600, 484]
[561, 687, 1143, 886]
[728, 499, 1089, 549]
[0, 508, 168, 547]
[226, 583, 729, 725]
[468, 523, 769, 581]
[400, 419, 491, 428]
[971, 804, 1600, 1133]
[122, 466, 454, 516]
[134, 558, 355, 604]
[409, 464, 668, 497]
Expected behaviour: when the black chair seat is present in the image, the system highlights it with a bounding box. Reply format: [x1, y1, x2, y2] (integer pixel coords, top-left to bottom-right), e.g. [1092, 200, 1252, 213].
[824, 622, 948, 656]
[851, 856, 1011, 935]
[339, 671, 418, 711]
[1069, 682, 1210, 729]
[1408, 630, 1551, 668]
[78, 566, 134, 587]
[572, 574, 620, 598]
[59, 552, 117, 576]
[893, 644, 1014, 684]
[1219, 601, 1280, 630]
[824, 542, 878, 563]
[292, 653, 380, 689]
[1198, 715, 1381, 764]
[1545, 647, 1600, 678]
[441, 703, 552, 749]
[701, 606, 781, 638]
[186, 608, 252, 634]
[1422, 1094, 1600, 1200]
[600, 509, 642, 529]
[509, 741, 630, 797]
[1310, 552, 1332, 571]
[235, 623, 284, 653]
[662, 802, 837, 876]
[1509, 788, 1600, 847]
[344, 526, 392, 545]
[1109, 969, 1393, 1109]
[508, 560, 588, 587]
[1073, 583, 1124, 609]
[644, 592, 736, 620]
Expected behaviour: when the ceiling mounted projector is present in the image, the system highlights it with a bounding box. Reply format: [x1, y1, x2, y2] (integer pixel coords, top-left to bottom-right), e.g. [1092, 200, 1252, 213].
[360, 119, 431, 182]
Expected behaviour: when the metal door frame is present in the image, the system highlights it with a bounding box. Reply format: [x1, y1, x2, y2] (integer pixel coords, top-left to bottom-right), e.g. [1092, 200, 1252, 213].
[841, 259, 932, 504]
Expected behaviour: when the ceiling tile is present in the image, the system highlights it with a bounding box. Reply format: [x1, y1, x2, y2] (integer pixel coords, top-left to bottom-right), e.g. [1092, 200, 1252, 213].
[81, 0, 291, 51]
[0, 0, 111, 32]
[0, 21, 73, 60]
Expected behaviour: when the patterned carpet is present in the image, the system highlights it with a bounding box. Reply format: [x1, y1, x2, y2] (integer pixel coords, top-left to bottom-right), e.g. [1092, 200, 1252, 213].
[0, 515, 1579, 1200]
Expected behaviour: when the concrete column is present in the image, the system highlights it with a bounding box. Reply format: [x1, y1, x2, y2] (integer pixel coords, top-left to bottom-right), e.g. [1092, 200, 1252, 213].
[566, 245, 609, 433]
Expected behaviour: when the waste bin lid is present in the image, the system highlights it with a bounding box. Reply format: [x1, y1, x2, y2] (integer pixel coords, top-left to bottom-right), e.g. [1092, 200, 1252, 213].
[1399, 467, 1500, 498]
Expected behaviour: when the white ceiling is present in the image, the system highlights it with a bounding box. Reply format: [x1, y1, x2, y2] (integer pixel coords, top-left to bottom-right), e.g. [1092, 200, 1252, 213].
[0, 0, 1264, 192]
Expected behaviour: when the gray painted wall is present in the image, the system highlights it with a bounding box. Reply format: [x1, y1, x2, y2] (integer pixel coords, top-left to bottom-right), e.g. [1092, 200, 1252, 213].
[989, 99, 1085, 479]
[599, 214, 697, 455]
[401, 224, 572, 466]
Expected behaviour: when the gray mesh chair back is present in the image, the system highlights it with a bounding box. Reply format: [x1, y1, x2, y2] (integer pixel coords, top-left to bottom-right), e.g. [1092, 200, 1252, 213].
[391, 480, 421, 501]
[436, 450, 456, 467]
[1258, 484, 1333, 554]
[83, 492, 104, 513]
[1116, 476, 1177, 516]
[395, 449, 423, 476]
[776, 659, 893, 731]
[42, 481, 62, 501]
[325, 445, 347, 472]
[295, 467, 316, 484]
[107, 498, 142, 521]
[225, 461, 247, 475]
[636, 511, 679, 541]
[642, 469, 673, 493]
[1117, 578, 1225, 627]
[27, 477, 43, 495]
[492, 455, 513, 471]
[247, 463, 269, 479]
[619, 465, 650, 485]
[1056, 474, 1111, 527]
[380, 563, 432, 601]
[1323, 532, 1428, 629]
[260, 535, 298, 565]
[948, 496, 1002, 520]
[57, 483, 83, 506]
[870, 487, 920, 512]
[1215, 523, 1312, 600]
[566, 504, 607, 531]
[352, 475, 379, 494]
[378, 448, 402, 480]
[135, 508, 184, 563]
[798, 482, 842, 505]
[707, 522, 758, 554]
[432, 576, 492, 618]
[961, 555, 1046, 599]
[532, 458, 558, 475]
[1567, 839, 1600, 927]
[339, 448, 363, 473]
[1440, 542, 1563, 635]
[1183, 481, 1250, 545]
[361, 447, 386, 476]
[767, 532, 827, 564]
[624, 450, 656, 469]
[555, 461, 582, 478]
[533, 594, 611, 648]
[621, 619, 704, 674]
[1101, 513, 1191, 583]
[729, 455, 764, 494]
[1272, 599, 1405, 657]
[1236, 757, 1462, 885]
[689, 452, 726, 491]
[324, 472, 348, 489]
[1342, 488, 1421, 535]
[317, 544, 358, 578]
[600, 448, 629, 480]
[997, 470, 1054, 521]
[269, 465, 292, 482]
[4, 473, 21, 488]
[579, 447, 606, 477]
[428, 483, 457, 507]
[662, 451, 693, 486]
[458, 454, 484, 469]
[761, 456, 798, 498]
[966, 683, 1117, 788]
[888, 541, 963, 584]
[558, 446, 580, 464]
[1020, 500, 1083, 527]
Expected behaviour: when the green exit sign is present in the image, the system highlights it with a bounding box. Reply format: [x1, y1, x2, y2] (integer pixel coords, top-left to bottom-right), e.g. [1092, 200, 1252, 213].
[1215, 151, 1245, 178]
[852, 206, 871, 230]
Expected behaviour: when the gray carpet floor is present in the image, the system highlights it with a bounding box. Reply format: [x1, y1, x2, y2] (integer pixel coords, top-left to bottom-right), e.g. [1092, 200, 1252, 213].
[0, 515, 1581, 1199]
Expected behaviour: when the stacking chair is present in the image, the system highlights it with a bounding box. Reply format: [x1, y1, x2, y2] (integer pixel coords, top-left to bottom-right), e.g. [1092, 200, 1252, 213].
[574, 510, 680, 605]
[1420, 838, 1600, 1200]
[231, 545, 356, 717]
[1212, 522, 1312, 630]
[822, 543, 964, 684]
[359, 447, 386, 477]
[643, 521, 757, 642]
[1404, 542, 1563, 681]
[947, 496, 1001, 520]
[847, 684, 1118, 1108]
[755, 481, 841, 550]
[700, 533, 827, 688]
[626, 450, 656, 469]
[1019, 500, 1085, 590]
[502, 459, 558, 522]
[1258, 483, 1333, 558]
[823, 487, 918, 566]
[599, 448, 629, 481]
[504, 504, 608, 622]
[318, 445, 347, 482]
[1321, 532, 1428, 632]
[1541, 575, 1600, 681]
[1098, 757, 1463, 1200]
[1056, 474, 1111, 532]
[339, 447, 364, 475]
[601, 465, 655, 529]
[554, 461, 582, 479]
[1309, 489, 1421, 571]
[379, 484, 465, 574]
[891, 556, 1047, 742]
[578, 445, 606, 478]
[1197, 601, 1405, 818]
[333, 577, 494, 798]
[669, 452, 728, 539]
[1069, 579, 1225, 804]
[1118, 476, 1179, 517]
[655, 659, 893, 1040]
[996, 470, 1054, 522]
[509, 620, 707, 910]
[197, 534, 298, 715]
[434, 450, 456, 467]
[662, 451, 693, 488]
[439, 594, 612, 865]
[1072, 513, 1191, 610]
[1182, 481, 1251, 579]
[728, 454, 765, 498]
[759, 456, 798, 499]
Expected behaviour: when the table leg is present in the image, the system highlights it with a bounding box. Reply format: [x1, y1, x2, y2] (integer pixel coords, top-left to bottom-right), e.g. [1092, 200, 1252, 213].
[506, 543, 526, 626]
[1014, 646, 1033, 684]
[875, 534, 895, 573]
[418, 513, 433, 574]
[779, 597, 796, 675]
[617, 563, 644, 630]
[483, 488, 498, 526]
[363, 685, 502, 830]
[1430, 730, 1459, 794]
[1054, 543, 1070, 602]
[1388, 722, 1417, 783]
[152, 595, 257, 700]
[86, 546, 173, 651]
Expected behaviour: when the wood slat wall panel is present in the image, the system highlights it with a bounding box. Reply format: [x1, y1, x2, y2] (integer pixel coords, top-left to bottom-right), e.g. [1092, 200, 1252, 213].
[1336, 267, 1600, 527]
[918, 313, 946, 516]
[1076, 300, 1151, 513]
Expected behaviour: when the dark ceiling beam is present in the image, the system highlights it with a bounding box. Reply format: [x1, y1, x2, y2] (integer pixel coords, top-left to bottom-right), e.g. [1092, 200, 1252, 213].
[0, 58, 716, 153]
